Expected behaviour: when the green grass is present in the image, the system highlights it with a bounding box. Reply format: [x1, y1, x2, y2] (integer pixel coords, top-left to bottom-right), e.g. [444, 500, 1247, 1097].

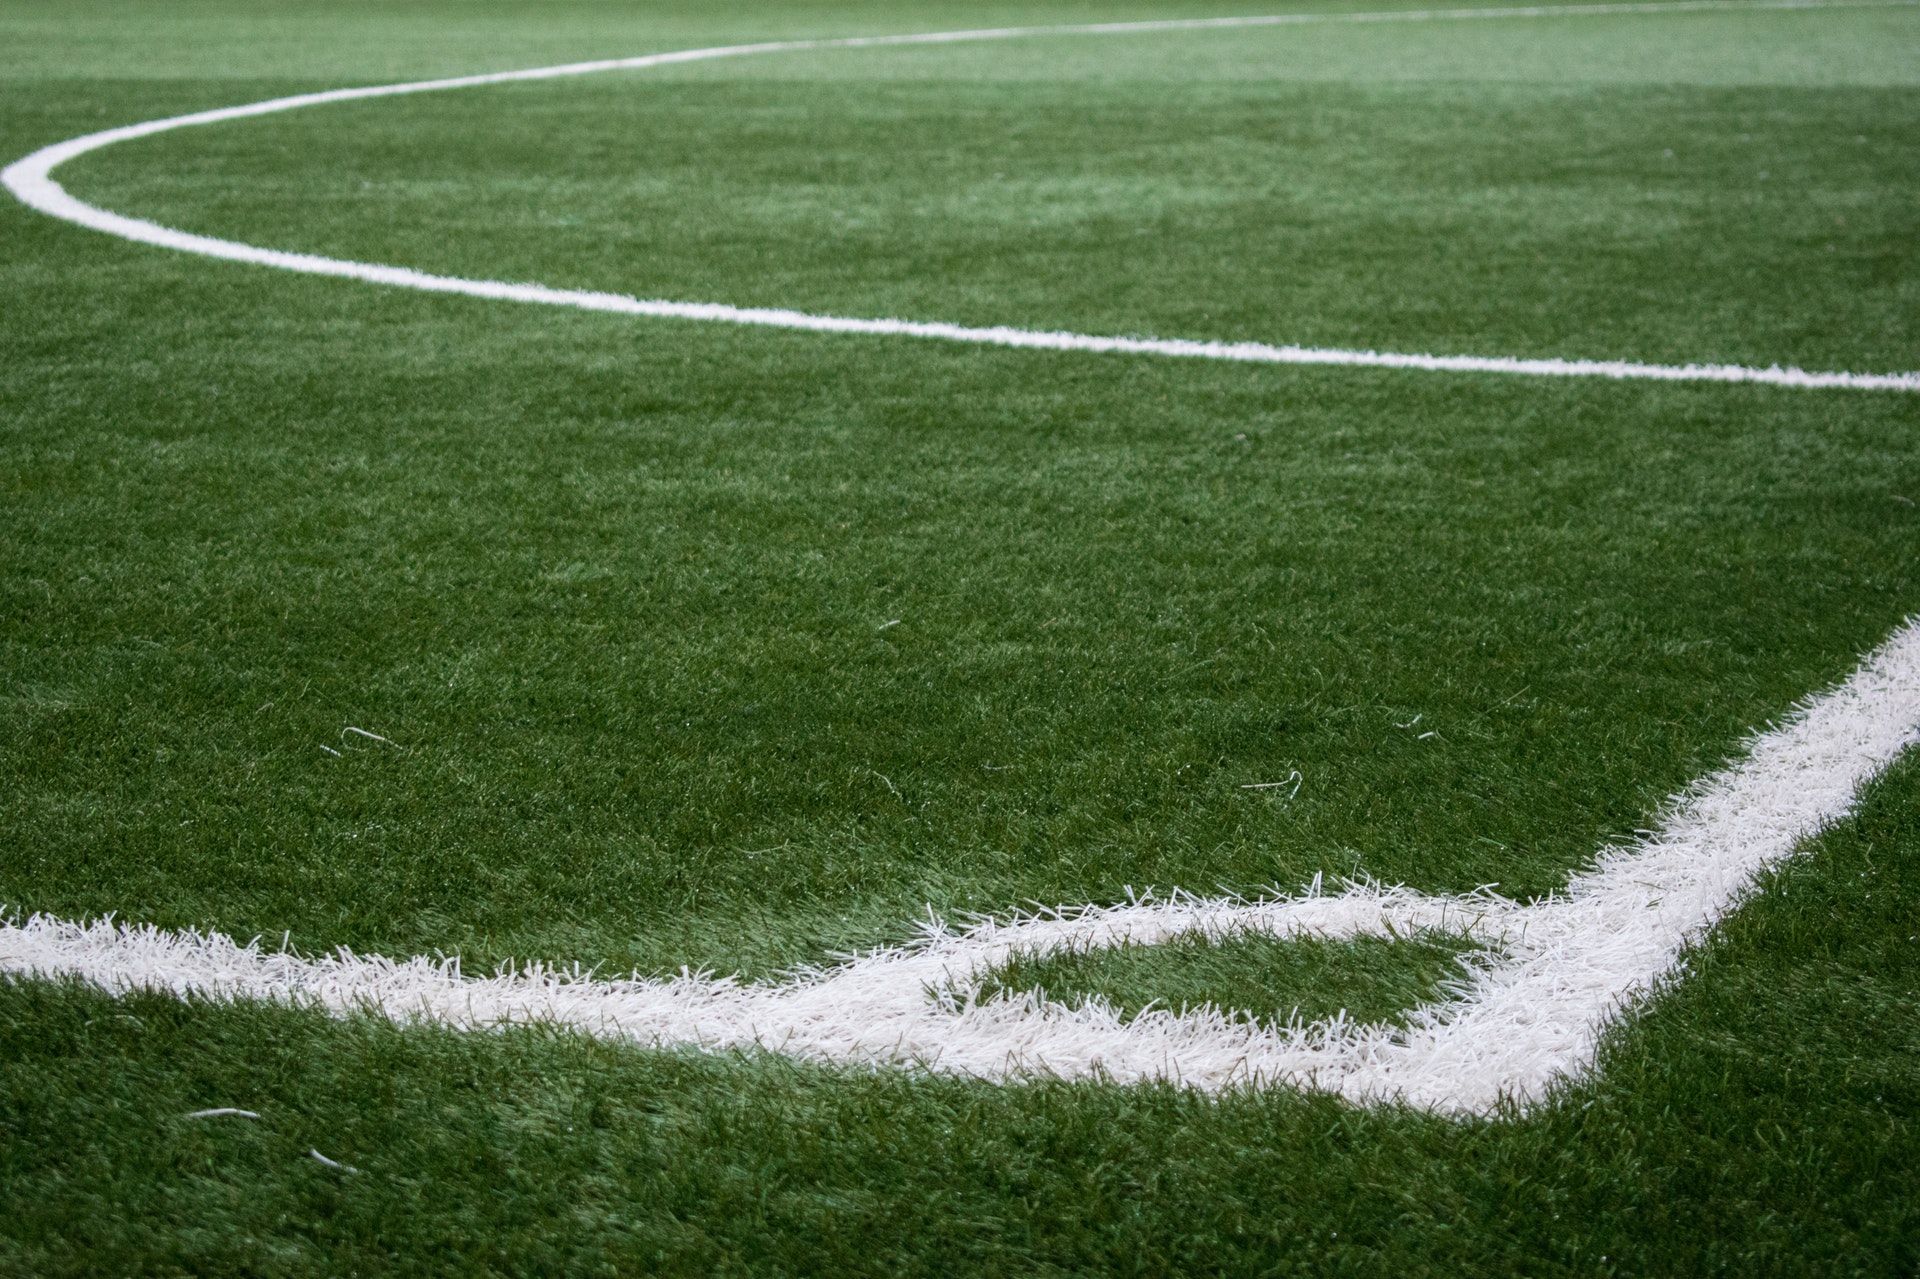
[3, 0, 1919, 1268]
[76, 45, 1920, 372]
[5, 750, 1918, 1276]
[970, 927, 1479, 1026]
[5, 0, 1920, 976]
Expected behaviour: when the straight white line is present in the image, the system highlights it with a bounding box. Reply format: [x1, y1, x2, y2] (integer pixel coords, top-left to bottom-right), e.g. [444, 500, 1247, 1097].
[5, 3, 1920, 1112]
[7, 619, 1919, 1112]
[5, 0, 1918, 392]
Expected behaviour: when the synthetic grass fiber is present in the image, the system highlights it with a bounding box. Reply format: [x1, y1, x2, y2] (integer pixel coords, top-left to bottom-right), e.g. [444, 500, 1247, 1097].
[2, 0, 1918, 1269]
[4, 756, 1918, 1274]
[969, 926, 1480, 1027]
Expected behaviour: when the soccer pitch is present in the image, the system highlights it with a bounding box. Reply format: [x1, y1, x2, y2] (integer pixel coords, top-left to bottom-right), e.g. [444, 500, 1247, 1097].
[3, 0, 1918, 1269]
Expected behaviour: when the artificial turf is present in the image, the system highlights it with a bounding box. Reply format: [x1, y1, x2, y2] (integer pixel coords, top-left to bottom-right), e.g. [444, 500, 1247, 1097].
[4, 751, 1917, 1275]
[5, 0, 1919, 976]
[2, 0, 1918, 1269]
[971, 926, 1481, 1027]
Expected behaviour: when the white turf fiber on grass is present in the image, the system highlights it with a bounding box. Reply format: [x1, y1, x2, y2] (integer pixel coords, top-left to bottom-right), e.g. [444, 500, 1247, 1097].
[5, 0, 1920, 393]
[7, 620, 1920, 1113]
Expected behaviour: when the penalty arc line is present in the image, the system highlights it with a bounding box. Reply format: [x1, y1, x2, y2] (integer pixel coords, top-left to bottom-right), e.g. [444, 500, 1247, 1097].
[4, 0, 1920, 392]
[6, 2, 1920, 1113]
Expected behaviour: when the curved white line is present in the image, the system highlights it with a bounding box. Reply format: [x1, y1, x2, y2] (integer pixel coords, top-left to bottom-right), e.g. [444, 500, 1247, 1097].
[7, 618, 1920, 1112]
[7, 2, 1920, 1112]
[6, 0, 1919, 391]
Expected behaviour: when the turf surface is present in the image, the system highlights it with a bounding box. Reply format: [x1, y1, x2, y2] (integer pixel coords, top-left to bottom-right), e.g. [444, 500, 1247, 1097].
[972, 926, 1480, 1027]
[2, 0, 1918, 1269]
[4, 753, 1917, 1275]
[6, 0, 1920, 977]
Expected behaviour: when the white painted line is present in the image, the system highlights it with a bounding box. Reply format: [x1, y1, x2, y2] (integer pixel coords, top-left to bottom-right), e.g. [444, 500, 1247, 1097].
[5, 4, 1919, 1111]
[5, 1, 1918, 392]
[308, 1149, 360, 1173]
[7, 617, 1919, 1111]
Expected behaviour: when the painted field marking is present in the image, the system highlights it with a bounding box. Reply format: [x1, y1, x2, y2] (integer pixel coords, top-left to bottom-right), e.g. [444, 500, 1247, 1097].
[5, 0, 1919, 392]
[6, 3, 1920, 1113]
[6, 618, 1920, 1112]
